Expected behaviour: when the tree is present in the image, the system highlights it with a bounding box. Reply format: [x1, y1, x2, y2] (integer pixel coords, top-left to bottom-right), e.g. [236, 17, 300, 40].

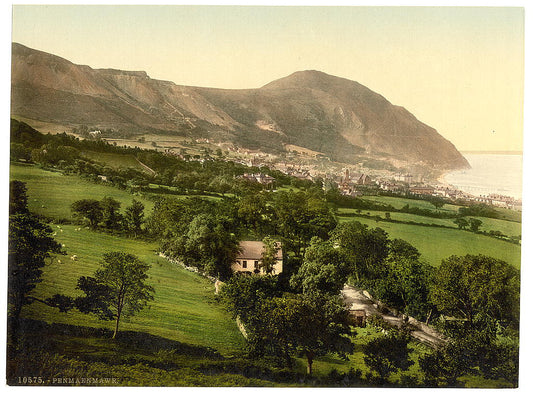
[363, 329, 414, 383]
[469, 218, 483, 232]
[260, 236, 280, 275]
[124, 199, 145, 236]
[373, 239, 433, 321]
[271, 190, 337, 259]
[236, 193, 273, 236]
[10, 142, 32, 162]
[100, 196, 122, 230]
[453, 217, 469, 230]
[290, 237, 350, 295]
[329, 221, 389, 284]
[71, 199, 103, 229]
[10, 180, 29, 215]
[430, 255, 519, 327]
[428, 196, 445, 211]
[254, 293, 354, 375]
[169, 213, 240, 280]
[419, 322, 519, 387]
[77, 252, 154, 338]
[8, 213, 62, 320]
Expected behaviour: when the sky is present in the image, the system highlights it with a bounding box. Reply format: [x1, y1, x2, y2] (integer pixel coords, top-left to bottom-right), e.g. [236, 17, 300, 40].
[10, 4, 525, 152]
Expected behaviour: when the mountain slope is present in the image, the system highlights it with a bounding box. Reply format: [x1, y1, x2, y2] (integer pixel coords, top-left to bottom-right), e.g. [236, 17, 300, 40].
[11, 43, 468, 170]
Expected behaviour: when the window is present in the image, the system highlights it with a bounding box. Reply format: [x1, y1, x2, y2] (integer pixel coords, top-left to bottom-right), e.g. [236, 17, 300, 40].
[254, 261, 259, 269]
[242, 260, 247, 269]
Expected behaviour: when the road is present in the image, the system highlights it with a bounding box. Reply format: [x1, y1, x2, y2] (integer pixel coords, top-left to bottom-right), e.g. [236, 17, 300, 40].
[341, 284, 446, 349]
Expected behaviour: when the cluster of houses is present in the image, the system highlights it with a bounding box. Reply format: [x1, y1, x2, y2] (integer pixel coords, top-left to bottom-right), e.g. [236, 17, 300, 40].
[338, 169, 374, 197]
[238, 173, 276, 189]
[158, 143, 522, 211]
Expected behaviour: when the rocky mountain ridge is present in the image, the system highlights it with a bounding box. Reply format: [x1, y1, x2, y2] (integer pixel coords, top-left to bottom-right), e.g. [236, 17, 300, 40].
[11, 43, 469, 171]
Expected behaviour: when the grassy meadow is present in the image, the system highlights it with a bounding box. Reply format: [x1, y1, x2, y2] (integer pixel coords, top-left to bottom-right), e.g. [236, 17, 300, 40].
[22, 224, 246, 355]
[337, 214, 521, 268]
[10, 163, 155, 219]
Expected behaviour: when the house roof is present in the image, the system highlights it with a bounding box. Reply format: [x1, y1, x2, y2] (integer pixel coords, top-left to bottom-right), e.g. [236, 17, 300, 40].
[237, 241, 283, 260]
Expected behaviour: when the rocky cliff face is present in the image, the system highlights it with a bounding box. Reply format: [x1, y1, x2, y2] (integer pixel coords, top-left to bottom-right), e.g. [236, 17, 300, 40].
[11, 43, 469, 171]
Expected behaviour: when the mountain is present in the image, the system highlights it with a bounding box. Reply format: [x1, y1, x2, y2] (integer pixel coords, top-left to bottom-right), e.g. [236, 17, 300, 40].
[11, 43, 469, 171]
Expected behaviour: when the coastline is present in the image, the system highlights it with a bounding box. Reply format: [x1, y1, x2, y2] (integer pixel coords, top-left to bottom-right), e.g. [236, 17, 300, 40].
[440, 152, 523, 201]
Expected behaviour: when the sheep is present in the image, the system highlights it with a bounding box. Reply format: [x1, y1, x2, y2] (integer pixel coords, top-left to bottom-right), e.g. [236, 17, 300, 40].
[70, 255, 78, 261]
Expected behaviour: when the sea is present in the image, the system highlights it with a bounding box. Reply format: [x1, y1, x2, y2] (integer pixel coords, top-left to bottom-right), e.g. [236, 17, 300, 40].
[443, 153, 523, 200]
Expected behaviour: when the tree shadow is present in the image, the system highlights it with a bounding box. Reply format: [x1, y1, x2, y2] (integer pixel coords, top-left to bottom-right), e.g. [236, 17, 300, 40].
[8, 317, 222, 359]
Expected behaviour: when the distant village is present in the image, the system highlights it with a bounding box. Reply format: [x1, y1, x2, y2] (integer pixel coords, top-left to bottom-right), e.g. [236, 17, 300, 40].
[158, 140, 522, 212]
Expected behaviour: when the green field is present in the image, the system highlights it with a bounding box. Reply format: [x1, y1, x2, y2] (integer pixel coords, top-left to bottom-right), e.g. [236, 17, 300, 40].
[362, 195, 461, 214]
[22, 224, 245, 355]
[364, 195, 522, 223]
[337, 208, 522, 237]
[337, 215, 521, 268]
[10, 163, 155, 220]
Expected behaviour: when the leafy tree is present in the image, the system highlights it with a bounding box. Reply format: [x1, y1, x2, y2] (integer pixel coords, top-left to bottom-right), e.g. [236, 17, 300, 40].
[124, 199, 145, 236]
[219, 274, 282, 326]
[10, 142, 32, 162]
[8, 214, 62, 320]
[372, 239, 433, 320]
[100, 196, 122, 230]
[363, 329, 414, 383]
[168, 213, 240, 280]
[236, 193, 273, 237]
[259, 236, 280, 275]
[76, 252, 154, 338]
[271, 190, 337, 259]
[329, 221, 389, 284]
[430, 255, 519, 327]
[290, 237, 350, 295]
[453, 217, 469, 230]
[71, 199, 103, 229]
[428, 196, 445, 210]
[254, 293, 354, 375]
[10, 180, 29, 215]
[419, 320, 519, 387]
[469, 218, 483, 232]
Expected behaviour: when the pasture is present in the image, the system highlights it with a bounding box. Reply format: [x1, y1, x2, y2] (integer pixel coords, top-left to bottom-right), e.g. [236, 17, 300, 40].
[337, 216, 521, 268]
[22, 224, 246, 355]
[337, 208, 522, 237]
[10, 163, 155, 220]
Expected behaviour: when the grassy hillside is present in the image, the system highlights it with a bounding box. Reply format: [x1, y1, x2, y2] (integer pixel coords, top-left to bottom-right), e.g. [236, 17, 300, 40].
[81, 150, 146, 171]
[10, 163, 155, 220]
[22, 224, 245, 355]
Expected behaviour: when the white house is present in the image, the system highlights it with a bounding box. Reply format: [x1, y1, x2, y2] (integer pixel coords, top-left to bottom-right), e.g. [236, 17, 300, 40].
[232, 241, 283, 275]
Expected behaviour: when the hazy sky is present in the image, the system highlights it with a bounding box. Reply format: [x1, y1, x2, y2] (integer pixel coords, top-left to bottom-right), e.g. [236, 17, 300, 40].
[11, 5, 524, 151]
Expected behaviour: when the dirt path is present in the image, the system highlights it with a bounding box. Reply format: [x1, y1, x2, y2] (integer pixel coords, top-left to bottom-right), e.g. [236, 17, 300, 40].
[341, 284, 446, 349]
[134, 156, 157, 176]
